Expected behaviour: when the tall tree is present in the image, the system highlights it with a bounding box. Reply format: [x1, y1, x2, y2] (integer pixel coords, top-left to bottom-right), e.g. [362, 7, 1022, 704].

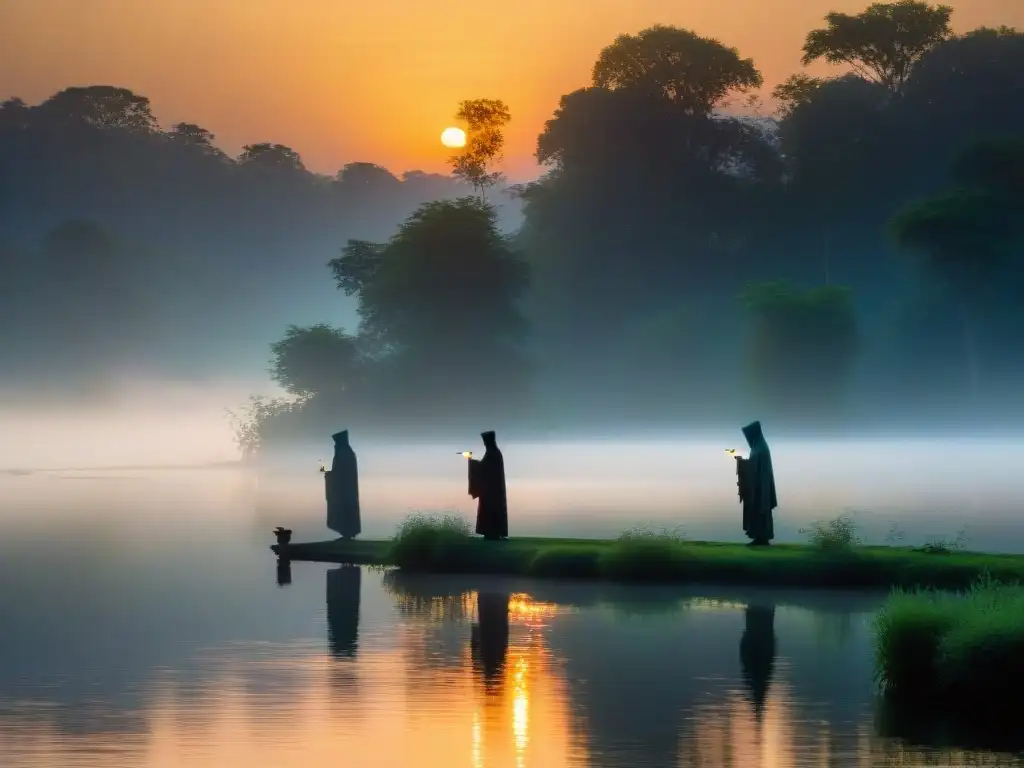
[35, 85, 159, 132]
[449, 99, 511, 199]
[328, 198, 530, 421]
[802, 1, 953, 93]
[592, 25, 763, 114]
[237, 142, 306, 172]
[269, 323, 364, 398]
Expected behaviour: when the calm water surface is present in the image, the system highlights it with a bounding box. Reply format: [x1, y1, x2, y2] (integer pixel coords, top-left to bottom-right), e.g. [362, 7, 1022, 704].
[1, 438, 1022, 767]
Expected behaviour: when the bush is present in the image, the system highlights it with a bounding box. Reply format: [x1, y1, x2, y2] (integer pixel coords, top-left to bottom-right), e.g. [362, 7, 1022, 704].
[874, 576, 1024, 720]
[601, 525, 691, 582]
[386, 511, 474, 570]
[799, 513, 862, 553]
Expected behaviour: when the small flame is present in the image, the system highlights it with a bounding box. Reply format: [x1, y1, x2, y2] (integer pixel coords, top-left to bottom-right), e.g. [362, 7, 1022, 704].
[459, 451, 473, 459]
[725, 449, 743, 459]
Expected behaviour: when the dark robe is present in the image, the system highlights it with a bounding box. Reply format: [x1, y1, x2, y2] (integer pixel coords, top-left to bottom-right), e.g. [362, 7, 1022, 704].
[471, 591, 510, 691]
[326, 565, 361, 659]
[325, 430, 361, 539]
[736, 420, 777, 544]
[739, 603, 777, 721]
[470, 430, 508, 540]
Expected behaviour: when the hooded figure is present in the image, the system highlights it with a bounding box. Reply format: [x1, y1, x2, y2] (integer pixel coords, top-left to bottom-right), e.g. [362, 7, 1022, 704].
[325, 430, 361, 539]
[468, 430, 508, 540]
[735, 420, 777, 545]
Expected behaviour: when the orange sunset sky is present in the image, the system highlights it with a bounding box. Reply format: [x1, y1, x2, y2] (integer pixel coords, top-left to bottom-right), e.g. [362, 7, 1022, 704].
[1, 0, 1022, 181]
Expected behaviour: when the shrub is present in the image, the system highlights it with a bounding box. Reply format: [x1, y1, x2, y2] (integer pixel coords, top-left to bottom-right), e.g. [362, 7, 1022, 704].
[387, 511, 473, 570]
[799, 513, 862, 553]
[601, 525, 691, 582]
[919, 527, 970, 555]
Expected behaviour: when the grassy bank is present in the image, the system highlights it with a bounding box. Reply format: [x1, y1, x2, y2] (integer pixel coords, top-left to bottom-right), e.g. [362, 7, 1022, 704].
[272, 513, 1024, 590]
[874, 577, 1024, 722]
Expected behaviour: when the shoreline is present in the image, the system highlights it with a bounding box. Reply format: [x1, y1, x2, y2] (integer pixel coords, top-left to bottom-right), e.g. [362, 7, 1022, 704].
[271, 537, 1024, 590]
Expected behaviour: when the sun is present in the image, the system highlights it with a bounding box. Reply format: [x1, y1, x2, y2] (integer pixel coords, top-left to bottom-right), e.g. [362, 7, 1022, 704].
[441, 127, 466, 148]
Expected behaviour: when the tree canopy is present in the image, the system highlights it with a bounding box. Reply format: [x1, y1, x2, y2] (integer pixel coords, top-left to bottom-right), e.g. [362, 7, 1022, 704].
[802, 1, 953, 92]
[592, 25, 763, 114]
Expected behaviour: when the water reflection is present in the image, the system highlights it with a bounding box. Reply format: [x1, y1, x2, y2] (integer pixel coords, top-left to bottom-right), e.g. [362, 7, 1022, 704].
[276, 557, 292, 587]
[326, 566, 360, 658]
[2, 562, 1024, 767]
[471, 591, 510, 688]
[739, 601, 777, 722]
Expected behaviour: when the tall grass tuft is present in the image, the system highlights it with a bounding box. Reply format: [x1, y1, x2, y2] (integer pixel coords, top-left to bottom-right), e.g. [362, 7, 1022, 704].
[386, 511, 474, 570]
[800, 513, 862, 553]
[874, 575, 1024, 717]
[601, 525, 691, 581]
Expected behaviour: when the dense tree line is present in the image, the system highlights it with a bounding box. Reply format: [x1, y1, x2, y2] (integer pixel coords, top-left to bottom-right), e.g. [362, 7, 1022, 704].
[253, 2, 1023, 446]
[3, 2, 1023, 439]
[0, 87, 498, 396]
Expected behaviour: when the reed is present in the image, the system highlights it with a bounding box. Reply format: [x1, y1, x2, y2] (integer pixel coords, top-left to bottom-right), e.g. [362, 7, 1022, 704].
[874, 575, 1024, 721]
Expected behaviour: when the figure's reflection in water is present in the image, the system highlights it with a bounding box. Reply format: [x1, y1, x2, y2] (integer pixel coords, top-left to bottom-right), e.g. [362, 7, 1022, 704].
[326, 565, 361, 659]
[739, 602, 776, 722]
[471, 591, 511, 692]
[275, 557, 291, 587]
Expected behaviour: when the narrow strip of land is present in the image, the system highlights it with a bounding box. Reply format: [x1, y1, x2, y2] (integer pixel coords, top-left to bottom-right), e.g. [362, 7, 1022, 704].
[272, 536, 1024, 590]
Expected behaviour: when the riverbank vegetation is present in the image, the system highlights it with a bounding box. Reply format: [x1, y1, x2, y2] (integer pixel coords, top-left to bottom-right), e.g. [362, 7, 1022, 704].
[874, 576, 1024, 721]
[274, 513, 1024, 590]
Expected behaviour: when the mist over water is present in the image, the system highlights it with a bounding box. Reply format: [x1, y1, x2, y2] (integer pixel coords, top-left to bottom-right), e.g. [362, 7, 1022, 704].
[0, 411, 1021, 767]
[0, 388, 1017, 551]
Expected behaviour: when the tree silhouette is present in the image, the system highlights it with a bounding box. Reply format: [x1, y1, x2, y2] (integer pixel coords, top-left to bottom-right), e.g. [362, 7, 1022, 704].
[802, 1, 953, 93]
[592, 25, 763, 114]
[449, 99, 511, 199]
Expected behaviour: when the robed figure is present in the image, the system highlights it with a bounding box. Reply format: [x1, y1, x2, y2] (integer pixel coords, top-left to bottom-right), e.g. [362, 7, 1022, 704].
[325, 430, 361, 539]
[468, 430, 508, 541]
[735, 420, 777, 546]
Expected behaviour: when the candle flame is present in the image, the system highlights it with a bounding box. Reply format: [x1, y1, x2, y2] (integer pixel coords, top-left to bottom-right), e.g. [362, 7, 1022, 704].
[459, 451, 473, 459]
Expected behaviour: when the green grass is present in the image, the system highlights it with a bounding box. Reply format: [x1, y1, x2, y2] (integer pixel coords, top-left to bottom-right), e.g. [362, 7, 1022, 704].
[272, 513, 1024, 591]
[874, 576, 1024, 722]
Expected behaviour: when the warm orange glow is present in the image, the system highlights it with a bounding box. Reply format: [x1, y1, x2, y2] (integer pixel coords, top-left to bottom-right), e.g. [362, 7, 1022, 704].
[0, 1, 1017, 177]
[441, 127, 467, 148]
[507, 593, 563, 628]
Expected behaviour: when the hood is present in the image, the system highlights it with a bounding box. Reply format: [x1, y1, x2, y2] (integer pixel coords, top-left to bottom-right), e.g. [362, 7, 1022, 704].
[741, 421, 764, 449]
[332, 430, 349, 446]
[481, 431, 498, 450]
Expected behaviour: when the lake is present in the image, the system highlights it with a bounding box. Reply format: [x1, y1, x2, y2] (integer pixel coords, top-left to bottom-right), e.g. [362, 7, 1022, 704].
[0, 437, 1021, 767]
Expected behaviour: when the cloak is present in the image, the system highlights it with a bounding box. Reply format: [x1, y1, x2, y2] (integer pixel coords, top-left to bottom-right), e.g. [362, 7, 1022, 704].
[737, 420, 777, 542]
[473, 430, 508, 540]
[326, 429, 361, 538]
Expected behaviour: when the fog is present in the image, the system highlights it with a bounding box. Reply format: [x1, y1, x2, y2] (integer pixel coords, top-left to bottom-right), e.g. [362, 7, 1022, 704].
[3, 23, 1024, 491]
[1, 383, 1015, 551]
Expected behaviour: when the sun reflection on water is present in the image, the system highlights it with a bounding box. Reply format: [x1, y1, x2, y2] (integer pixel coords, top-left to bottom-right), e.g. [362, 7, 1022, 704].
[512, 655, 529, 768]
